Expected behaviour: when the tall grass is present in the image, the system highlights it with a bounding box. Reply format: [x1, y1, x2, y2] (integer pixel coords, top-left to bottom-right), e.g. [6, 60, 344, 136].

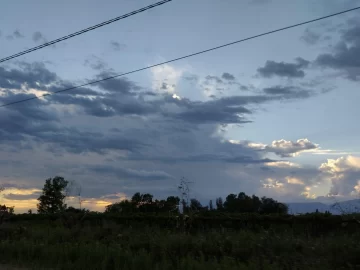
[1, 219, 360, 269]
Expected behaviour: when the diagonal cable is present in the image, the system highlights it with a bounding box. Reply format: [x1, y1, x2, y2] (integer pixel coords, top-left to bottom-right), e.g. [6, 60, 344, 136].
[0, 0, 172, 64]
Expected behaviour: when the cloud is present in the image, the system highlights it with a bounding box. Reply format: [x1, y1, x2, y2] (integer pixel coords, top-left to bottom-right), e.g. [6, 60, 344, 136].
[301, 28, 322, 45]
[265, 139, 319, 157]
[13, 30, 24, 38]
[84, 56, 108, 71]
[319, 156, 360, 196]
[88, 165, 174, 181]
[110, 41, 126, 51]
[0, 60, 334, 211]
[263, 86, 312, 98]
[205, 75, 223, 84]
[257, 57, 310, 78]
[151, 64, 183, 93]
[32, 31, 47, 43]
[315, 19, 360, 80]
[221, 72, 235, 80]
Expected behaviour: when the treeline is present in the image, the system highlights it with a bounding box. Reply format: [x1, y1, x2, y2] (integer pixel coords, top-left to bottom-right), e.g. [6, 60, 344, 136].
[1, 176, 288, 215]
[105, 191, 288, 215]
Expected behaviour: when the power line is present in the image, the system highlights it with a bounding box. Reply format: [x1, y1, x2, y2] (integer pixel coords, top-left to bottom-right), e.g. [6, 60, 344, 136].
[0, 0, 172, 64]
[1, 6, 359, 108]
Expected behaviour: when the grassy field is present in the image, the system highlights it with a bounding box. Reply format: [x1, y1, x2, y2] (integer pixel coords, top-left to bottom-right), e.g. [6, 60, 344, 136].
[1, 215, 360, 270]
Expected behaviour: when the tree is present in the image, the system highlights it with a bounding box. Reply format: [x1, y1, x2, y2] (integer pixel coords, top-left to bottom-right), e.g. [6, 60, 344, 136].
[37, 176, 69, 214]
[131, 192, 142, 205]
[224, 194, 237, 212]
[209, 200, 214, 211]
[190, 198, 203, 211]
[216, 197, 224, 210]
[105, 200, 136, 213]
[165, 196, 180, 212]
[258, 197, 288, 214]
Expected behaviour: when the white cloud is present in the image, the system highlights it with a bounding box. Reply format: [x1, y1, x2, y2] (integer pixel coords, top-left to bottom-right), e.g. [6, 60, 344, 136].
[319, 156, 360, 196]
[228, 138, 320, 158]
[261, 178, 284, 189]
[265, 138, 319, 157]
[266, 161, 302, 168]
[151, 64, 184, 94]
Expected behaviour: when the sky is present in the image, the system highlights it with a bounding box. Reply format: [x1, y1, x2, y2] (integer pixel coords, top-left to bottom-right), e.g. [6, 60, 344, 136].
[1, 0, 360, 213]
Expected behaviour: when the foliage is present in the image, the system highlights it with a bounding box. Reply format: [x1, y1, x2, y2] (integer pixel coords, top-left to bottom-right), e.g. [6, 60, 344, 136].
[1, 216, 360, 270]
[37, 176, 69, 214]
[105, 194, 180, 214]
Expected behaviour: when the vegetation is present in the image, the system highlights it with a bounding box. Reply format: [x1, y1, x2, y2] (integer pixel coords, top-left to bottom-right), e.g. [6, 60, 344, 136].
[1, 176, 360, 269]
[37, 176, 69, 214]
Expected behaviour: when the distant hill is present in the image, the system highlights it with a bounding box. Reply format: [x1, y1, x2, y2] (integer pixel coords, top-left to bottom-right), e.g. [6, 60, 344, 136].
[286, 199, 360, 215]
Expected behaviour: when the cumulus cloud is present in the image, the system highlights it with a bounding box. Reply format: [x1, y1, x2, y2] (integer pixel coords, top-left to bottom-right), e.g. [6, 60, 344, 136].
[232, 138, 319, 158]
[257, 57, 310, 78]
[319, 156, 360, 196]
[265, 139, 319, 157]
[151, 64, 183, 93]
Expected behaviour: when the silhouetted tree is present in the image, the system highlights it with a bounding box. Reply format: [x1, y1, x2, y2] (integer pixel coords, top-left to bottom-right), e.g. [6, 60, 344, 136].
[190, 198, 202, 211]
[224, 194, 238, 212]
[105, 200, 136, 213]
[258, 197, 288, 214]
[251, 195, 262, 212]
[37, 176, 69, 214]
[65, 206, 89, 213]
[165, 196, 180, 212]
[131, 192, 142, 205]
[216, 197, 224, 210]
[209, 200, 214, 211]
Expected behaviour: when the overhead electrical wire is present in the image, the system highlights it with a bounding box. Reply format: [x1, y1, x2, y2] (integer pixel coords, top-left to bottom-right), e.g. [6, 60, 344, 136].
[0, 0, 172, 64]
[1, 6, 359, 108]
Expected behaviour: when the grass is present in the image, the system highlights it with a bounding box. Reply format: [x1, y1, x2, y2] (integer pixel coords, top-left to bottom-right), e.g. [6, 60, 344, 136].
[1, 217, 360, 270]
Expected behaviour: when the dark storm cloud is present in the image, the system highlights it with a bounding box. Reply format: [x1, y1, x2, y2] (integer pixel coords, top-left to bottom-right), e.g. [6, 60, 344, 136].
[126, 153, 275, 164]
[315, 22, 360, 81]
[0, 61, 321, 160]
[263, 86, 312, 98]
[94, 71, 141, 94]
[221, 72, 235, 80]
[170, 102, 252, 124]
[40, 128, 147, 154]
[110, 41, 126, 51]
[0, 62, 57, 89]
[88, 165, 174, 181]
[257, 57, 310, 78]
